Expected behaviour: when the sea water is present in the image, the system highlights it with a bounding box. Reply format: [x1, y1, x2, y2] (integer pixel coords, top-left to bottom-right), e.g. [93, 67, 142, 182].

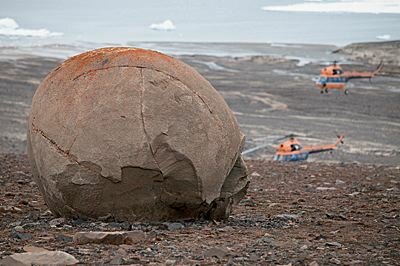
[0, 0, 399, 54]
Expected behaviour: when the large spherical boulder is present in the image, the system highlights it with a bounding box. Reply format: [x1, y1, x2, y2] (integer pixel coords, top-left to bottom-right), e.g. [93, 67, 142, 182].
[27, 47, 248, 221]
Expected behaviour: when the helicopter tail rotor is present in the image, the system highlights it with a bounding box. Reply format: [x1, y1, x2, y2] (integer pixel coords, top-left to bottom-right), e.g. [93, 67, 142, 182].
[376, 61, 384, 72]
[336, 134, 345, 144]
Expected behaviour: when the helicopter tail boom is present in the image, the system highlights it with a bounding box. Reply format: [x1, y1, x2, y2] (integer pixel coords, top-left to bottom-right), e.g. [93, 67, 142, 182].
[303, 135, 345, 154]
[343, 62, 383, 80]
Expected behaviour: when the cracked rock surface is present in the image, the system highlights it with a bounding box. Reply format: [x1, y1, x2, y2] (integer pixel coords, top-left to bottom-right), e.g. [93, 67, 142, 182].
[27, 47, 248, 221]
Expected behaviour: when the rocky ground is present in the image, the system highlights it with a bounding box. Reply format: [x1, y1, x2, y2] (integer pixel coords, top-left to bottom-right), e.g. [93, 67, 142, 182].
[0, 154, 399, 265]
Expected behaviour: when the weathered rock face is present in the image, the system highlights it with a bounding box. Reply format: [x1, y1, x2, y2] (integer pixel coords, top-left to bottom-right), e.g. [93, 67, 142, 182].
[1, 251, 79, 265]
[27, 47, 248, 221]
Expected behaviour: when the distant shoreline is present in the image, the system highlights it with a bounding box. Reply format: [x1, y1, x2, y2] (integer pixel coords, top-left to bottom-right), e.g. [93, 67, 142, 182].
[0, 41, 341, 63]
[0, 40, 398, 65]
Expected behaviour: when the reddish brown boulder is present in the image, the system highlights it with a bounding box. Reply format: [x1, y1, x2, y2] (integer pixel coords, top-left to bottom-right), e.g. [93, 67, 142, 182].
[27, 47, 248, 221]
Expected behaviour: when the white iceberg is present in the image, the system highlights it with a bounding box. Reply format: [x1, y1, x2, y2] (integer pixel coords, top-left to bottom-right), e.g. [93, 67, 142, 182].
[376, 34, 391, 40]
[0, 17, 63, 37]
[261, 0, 400, 14]
[150, 20, 176, 31]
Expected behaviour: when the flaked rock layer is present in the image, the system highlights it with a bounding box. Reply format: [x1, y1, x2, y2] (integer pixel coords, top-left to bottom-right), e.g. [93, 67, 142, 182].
[27, 47, 249, 221]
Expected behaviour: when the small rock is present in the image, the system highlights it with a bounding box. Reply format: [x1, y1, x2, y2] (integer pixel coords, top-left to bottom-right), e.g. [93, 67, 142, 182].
[249, 253, 259, 262]
[233, 257, 246, 262]
[316, 187, 336, 191]
[12, 232, 32, 241]
[163, 222, 185, 231]
[0, 251, 78, 265]
[241, 198, 256, 206]
[348, 192, 360, 197]
[22, 222, 40, 229]
[56, 234, 73, 242]
[73, 231, 146, 245]
[349, 260, 364, 264]
[14, 226, 25, 232]
[0, 206, 23, 213]
[217, 226, 233, 232]
[204, 247, 230, 259]
[109, 255, 123, 265]
[100, 222, 109, 227]
[49, 218, 66, 227]
[251, 172, 261, 177]
[256, 237, 276, 247]
[9, 221, 22, 227]
[1, 251, 12, 256]
[325, 213, 347, 220]
[326, 242, 343, 248]
[300, 244, 308, 251]
[275, 214, 299, 220]
[77, 248, 92, 255]
[40, 210, 52, 216]
[115, 248, 128, 257]
[19, 199, 29, 205]
[119, 244, 134, 251]
[335, 179, 345, 185]
[309, 261, 319, 266]
[127, 230, 148, 243]
[15, 170, 29, 176]
[330, 258, 341, 264]
[165, 259, 176, 265]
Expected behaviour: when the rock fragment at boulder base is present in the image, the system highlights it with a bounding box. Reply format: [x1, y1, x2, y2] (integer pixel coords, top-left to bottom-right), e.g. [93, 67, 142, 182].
[27, 47, 249, 221]
[0, 251, 78, 265]
[73, 231, 147, 245]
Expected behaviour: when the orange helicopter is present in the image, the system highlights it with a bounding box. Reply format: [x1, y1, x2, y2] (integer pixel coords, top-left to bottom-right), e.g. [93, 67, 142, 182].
[314, 61, 383, 95]
[272, 134, 344, 161]
[242, 134, 345, 161]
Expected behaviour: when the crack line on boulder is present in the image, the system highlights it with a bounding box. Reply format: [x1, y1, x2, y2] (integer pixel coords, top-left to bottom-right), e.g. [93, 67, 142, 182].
[30, 123, 120, 183]
[167, 73, 234, 177]
[170, 77, 222, 127]
[139, 68, 164, 178]
[31, 123, 74, 161]
[166, 74, 214, 116]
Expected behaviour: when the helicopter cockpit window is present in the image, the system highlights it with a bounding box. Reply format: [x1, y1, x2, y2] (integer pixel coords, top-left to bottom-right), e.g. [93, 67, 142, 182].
[290, 144, 302, 151]
[332, 69, 343, 75]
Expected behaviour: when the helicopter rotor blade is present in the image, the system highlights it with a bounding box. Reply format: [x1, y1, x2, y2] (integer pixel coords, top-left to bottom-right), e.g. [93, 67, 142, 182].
[272, 133, 301, 144]
[241, 143, 271, 156]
